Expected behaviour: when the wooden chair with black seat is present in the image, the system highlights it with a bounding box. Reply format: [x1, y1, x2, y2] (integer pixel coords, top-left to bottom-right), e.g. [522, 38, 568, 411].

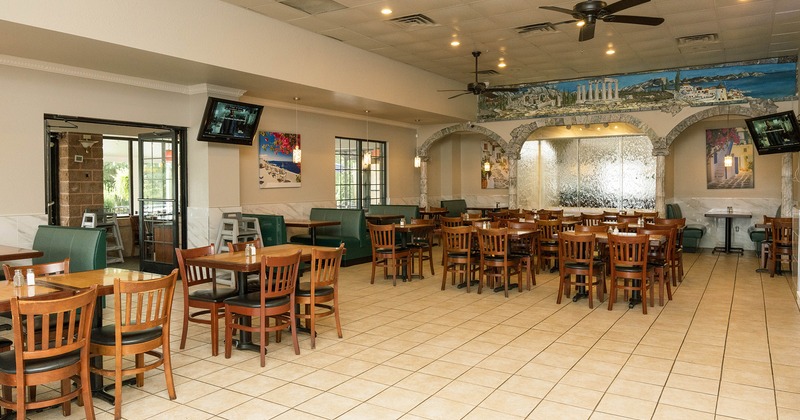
[296, 244, 344, 349]
[408, 219, 435, 278]
[506, 220, 538, 283]
[758, 215, 775, 270]
[616, 215, 640, 231]
[652, 218, 686, 285]
[581, 213, 604, 226]
[537, 219, 562, 272]
[2, 258, 71, 403]
[557, 231, 605, 308]
[439, 216, 466, 264]
[770, 218, 794, 277]
[367, 223, 412, 286]
[224, 251, 302, 366]
[634, 210, 658, 224]
[0, 285, 98, 420]
[603, 210, 620, 221]
[90, 270, 178, 419]
[476, 227, 523, 298]
[638, 227, 674, 307]
[441, 225, 480, 292]
[175, 245, 238, 357]
[607, 233, 653, 314]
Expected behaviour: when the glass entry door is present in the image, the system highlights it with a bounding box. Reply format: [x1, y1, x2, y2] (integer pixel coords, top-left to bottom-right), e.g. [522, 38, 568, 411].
[139, 131, 179, 274]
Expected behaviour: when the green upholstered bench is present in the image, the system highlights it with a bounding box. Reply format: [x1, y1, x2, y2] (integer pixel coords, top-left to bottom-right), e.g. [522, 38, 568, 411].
[289, 208, 371, 266]
[440, 199, 468, 217]
[368, 205, 420, 223]
[32, 225, 106, 272]
[243, 214, 287, 246]
[665, 204, 706, 253]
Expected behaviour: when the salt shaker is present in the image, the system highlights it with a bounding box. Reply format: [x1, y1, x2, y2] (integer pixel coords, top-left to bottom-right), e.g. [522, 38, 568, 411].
[12, 269, 23, 287]
[26, 268, 35, 286]
[399, 218, 405, 227]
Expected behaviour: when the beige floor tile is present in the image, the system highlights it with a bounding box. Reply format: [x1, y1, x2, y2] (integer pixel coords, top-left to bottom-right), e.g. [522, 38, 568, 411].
[544, 383, 604, 410]
[219, 399, 290, 419]
[410, 395, 476, 419]
[434, 380, 494, 404]
[418, 360, 472, 379]
[717, 396, 779, 420]
[595, 393, 657, 420]
[665, 373, 719, 395]
[462, 406, 525, 420]
[293, 369, 352, 390]
[260, 383, 323, 407]
[295, 392, 361, 419]
[651, 404, 714, 420]
[457, 367, 513, 388]
[357, 365, 413, 385]
[368, 387, 430, 412]
[528, 400, 592, 420]
[606, 378, 663, 402]
[659, 387, 717, 413]
[478, 389, 540, 417]
[184, 388, 252, 415]
[328, 377, 389, 401]
[337, 403, 405, 420]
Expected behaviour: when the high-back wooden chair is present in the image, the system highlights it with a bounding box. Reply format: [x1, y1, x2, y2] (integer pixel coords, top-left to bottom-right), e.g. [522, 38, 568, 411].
[537, 219, 562, 271]
[367, 223, 412, 286]
[441, 225, 480, 292]
[770, 218, 794, 277]
[296, 244, 344, 349]
[476, 227, 522, 298]
[651, 218, 686, 284]
[557, 232, 605, 308]
[409, 218, 435, 278]
[607, 233, 653, 314]
[228, 239, 263, 291]
[507, 220, 538, 283]
[638, 227, 674, 307]
[224, 251, 302, 366]
[581, 213, 604, 226]
[0, 286, 98, 420]
[175, 245, 238, 356]
[90, 270, 178, 419]
[634, 210, 658, 224]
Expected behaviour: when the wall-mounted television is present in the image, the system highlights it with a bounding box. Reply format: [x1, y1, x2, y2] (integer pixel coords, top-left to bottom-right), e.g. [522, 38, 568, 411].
[745, 110, 800, 155]
[197, 97, 264, 146]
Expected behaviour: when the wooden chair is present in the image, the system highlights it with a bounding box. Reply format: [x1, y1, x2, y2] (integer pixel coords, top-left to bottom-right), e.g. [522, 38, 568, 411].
[759, 215, 775, 270]
[607, 233, 653, 314]
[476, 227, 522, 298]
[639, 227, 674, 307]
[175, 245, 238, 357]
[507, 220, 538, 283]
[409, 219, 435, 278]
[90, 270, 178, 419]
[603, 210, 621, 221]
[537, 219, 562, 272]
[617, 215, 640, 228]
[440, 216, 466, 264]
[634, 210, 658, 224]
[441, 226, 480, 292]
[770, 218, 794, 277]
[0, 286, 97, 420]
[557, 232, 605, 308]
[581, 213, 604, 226]
[228, 239, 263, 291]
[652, 218, 686, 285]
[296, 244, 344, 349]
[367, 223, 412, 286]
[224, 251, 302, 366]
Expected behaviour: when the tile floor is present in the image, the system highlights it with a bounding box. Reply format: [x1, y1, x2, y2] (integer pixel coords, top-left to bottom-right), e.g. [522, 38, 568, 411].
[21, 247, 800, 419]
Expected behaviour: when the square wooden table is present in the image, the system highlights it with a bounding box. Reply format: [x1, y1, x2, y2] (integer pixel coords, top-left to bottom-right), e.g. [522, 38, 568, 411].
[0, 245, 43, 262]
[284, 220, 340, 245]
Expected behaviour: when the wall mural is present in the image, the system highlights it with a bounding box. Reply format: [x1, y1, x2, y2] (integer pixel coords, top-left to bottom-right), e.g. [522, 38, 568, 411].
[259, 131, 301, 188]
[478, 56, 797, 122]
[706, 127, 754, 189]
[481, 141, 509, 189]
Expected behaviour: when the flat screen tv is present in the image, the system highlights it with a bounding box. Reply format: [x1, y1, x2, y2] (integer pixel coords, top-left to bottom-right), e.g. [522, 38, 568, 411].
[745, 110, 800, 155]
[197, 97, 264, 145]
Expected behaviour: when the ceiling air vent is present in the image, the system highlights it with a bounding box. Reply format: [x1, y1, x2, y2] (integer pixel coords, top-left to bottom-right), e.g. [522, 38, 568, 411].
[676, 33, 720, 46]
[279, 0, 346, 15]
[388, 14, 438, 30]
[516, 22, 559, 34]
[477, 69, 500, 76]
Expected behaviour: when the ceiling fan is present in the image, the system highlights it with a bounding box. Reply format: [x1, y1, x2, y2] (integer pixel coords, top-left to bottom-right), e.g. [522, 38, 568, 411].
[439, 51, 518, 99]
[540, 0, 664, 42]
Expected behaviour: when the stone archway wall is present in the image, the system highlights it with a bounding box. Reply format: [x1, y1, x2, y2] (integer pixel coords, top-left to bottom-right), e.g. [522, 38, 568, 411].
[662, 103, 777, 150]
[418, 122, 507, 157]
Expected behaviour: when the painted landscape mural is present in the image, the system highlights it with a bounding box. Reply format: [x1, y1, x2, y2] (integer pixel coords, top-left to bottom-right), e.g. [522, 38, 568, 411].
[478, 56, 797, 122]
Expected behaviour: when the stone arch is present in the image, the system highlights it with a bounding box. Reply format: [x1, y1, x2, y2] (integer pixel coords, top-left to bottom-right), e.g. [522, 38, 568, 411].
[507, 113, 661, 154]
[418, 122, 507, 157]
[662, 102, 778, 150]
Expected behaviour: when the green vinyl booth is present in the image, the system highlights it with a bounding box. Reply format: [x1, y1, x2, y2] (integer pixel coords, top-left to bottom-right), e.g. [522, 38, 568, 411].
[32, 225, 107, 272]
[665, 204, 706, 253]
[289, 208, 371, 266]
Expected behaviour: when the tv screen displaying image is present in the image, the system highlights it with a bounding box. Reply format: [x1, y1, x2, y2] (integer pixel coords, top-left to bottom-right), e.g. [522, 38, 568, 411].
[745, 110, 800, 155]
[197, 97, 264, 146]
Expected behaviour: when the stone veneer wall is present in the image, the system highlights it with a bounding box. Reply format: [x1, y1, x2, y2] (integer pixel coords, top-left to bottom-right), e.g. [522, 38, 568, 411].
[59, 132, 104, 227]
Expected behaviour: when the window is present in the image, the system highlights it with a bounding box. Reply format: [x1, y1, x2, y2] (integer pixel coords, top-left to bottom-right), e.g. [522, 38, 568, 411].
[335, 137, 386, 209]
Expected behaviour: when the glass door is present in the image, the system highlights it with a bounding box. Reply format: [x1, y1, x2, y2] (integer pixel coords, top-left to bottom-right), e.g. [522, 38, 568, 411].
[139, 131, 179, 274]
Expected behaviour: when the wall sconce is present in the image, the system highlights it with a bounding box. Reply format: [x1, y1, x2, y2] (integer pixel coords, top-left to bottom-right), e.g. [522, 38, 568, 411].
[724, 155, 733, 167]
[483, 161, 491, 172]
[362, 151, 372, 169]
[414, 155, 421, 168]
[80, 135, 97, 152]
[292, 145, 301, 164]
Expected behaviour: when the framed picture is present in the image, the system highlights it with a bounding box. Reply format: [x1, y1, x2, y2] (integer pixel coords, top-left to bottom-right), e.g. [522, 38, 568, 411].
[481, 141, 509, 189]
[259, 131, 301, 188]
[706, 127, 754, 189]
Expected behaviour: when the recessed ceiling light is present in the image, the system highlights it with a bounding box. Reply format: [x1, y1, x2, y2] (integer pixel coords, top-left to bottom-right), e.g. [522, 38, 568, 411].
[577, 21, 586, 27]
[498, 57, 506, 68]
[450, 40, 460, 47]
[381, 8, 392, 15]
[606, 48, 615, 55]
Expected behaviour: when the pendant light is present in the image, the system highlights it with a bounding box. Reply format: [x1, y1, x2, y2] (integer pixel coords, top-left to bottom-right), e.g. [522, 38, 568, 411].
[362, 110, 371, 168]
[292, 97, 301, 164]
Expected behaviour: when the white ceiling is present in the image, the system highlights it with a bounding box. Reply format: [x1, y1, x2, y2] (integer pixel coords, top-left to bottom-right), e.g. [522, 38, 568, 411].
[223, 0, 800, 87]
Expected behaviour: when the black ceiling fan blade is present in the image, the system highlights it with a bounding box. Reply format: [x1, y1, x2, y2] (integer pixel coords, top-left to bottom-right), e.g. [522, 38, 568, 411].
[438, 89, 469, 92]
[579, 22, 596, 41]
[603, 0, 650, 15]
[448, 92, 472, 99]
[539, 5, 576, 15]
[602, 14, 664, 25]
[553, 19, 579, 26]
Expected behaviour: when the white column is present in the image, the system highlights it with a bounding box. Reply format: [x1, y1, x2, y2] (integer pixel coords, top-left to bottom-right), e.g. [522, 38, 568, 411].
[782, 153, 792, 217]
[419, 157, 428, 209]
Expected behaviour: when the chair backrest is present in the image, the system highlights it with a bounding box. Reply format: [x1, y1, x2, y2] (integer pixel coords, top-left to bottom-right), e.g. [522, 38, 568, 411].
[308, 244, 344, 293]
[175, 245, 218, 294]
[558, 232, 597, 265]
[608, 233, 649, 270]
[666, 203, 683, 219]
[638, 227, 673, 262]
[654, 217, 685, 227]
[581, 213, 604, 226]
[368, 223, 398, 250]
[227, 239, 262, 253]
[476, 228, 510, 259]
[538, 219, 562, 241]
[506, 221, 537, 230]
[3, 258, 70, 281]
[410, 218, 434, 241]
[112, 270, 177, 339]
[440, 199, 467, 217]
[472, 220, 500, 228]
[9, 285, 97, 374]
[617, 215, 640, 225]
[574, 224, 607, 233]
[634, 210, 658, 224]
[259, 251, 302, 300]
[440, 216, 463, 228]
[772, 218, 793, 246]
[442, 225, 473, 254]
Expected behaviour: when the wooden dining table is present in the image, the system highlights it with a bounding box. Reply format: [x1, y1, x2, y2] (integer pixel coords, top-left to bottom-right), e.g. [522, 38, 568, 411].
[284, 220, 340, 245]
[0, 245, 43, 262]
[187, 243, 338, 351]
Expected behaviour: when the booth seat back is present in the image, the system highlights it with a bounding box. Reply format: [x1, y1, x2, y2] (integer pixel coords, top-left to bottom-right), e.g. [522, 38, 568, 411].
[368, 205, 419, 223]
[309, 208, 368, 244]
[665, 203, 707, 253]
[32, 225, 106, 272]
[441, 199, 467, 217]
[243, 214, 287, 246]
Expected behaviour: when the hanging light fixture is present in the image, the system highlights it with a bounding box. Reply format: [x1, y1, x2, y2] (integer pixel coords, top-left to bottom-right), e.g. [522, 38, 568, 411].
[362, 110, 372, 168]
[483, 160, 491, 172]
[414, 155, 421, 168]
[724, 155, 733, 167]
[292, 97, 301, 164]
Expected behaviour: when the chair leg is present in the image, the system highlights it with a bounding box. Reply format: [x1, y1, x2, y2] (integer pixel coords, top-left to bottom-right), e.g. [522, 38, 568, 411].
[441, 256, 448, 290]
[180, 302, 189, 350]
[211, 306, 219, 357]
[290, 305, 300, 356]
[224, 309, 233, 359]
[80, 360, 96, 420]
[61, 379, 70, 416]
[163, 341, 176, 400]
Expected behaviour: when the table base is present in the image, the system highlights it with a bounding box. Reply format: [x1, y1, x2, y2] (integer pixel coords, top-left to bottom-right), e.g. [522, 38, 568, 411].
[712, 246, 744, 255]
[456, 280, 480, 289]
[93, 378, 137, 405]
[492, 283, 518, 293]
